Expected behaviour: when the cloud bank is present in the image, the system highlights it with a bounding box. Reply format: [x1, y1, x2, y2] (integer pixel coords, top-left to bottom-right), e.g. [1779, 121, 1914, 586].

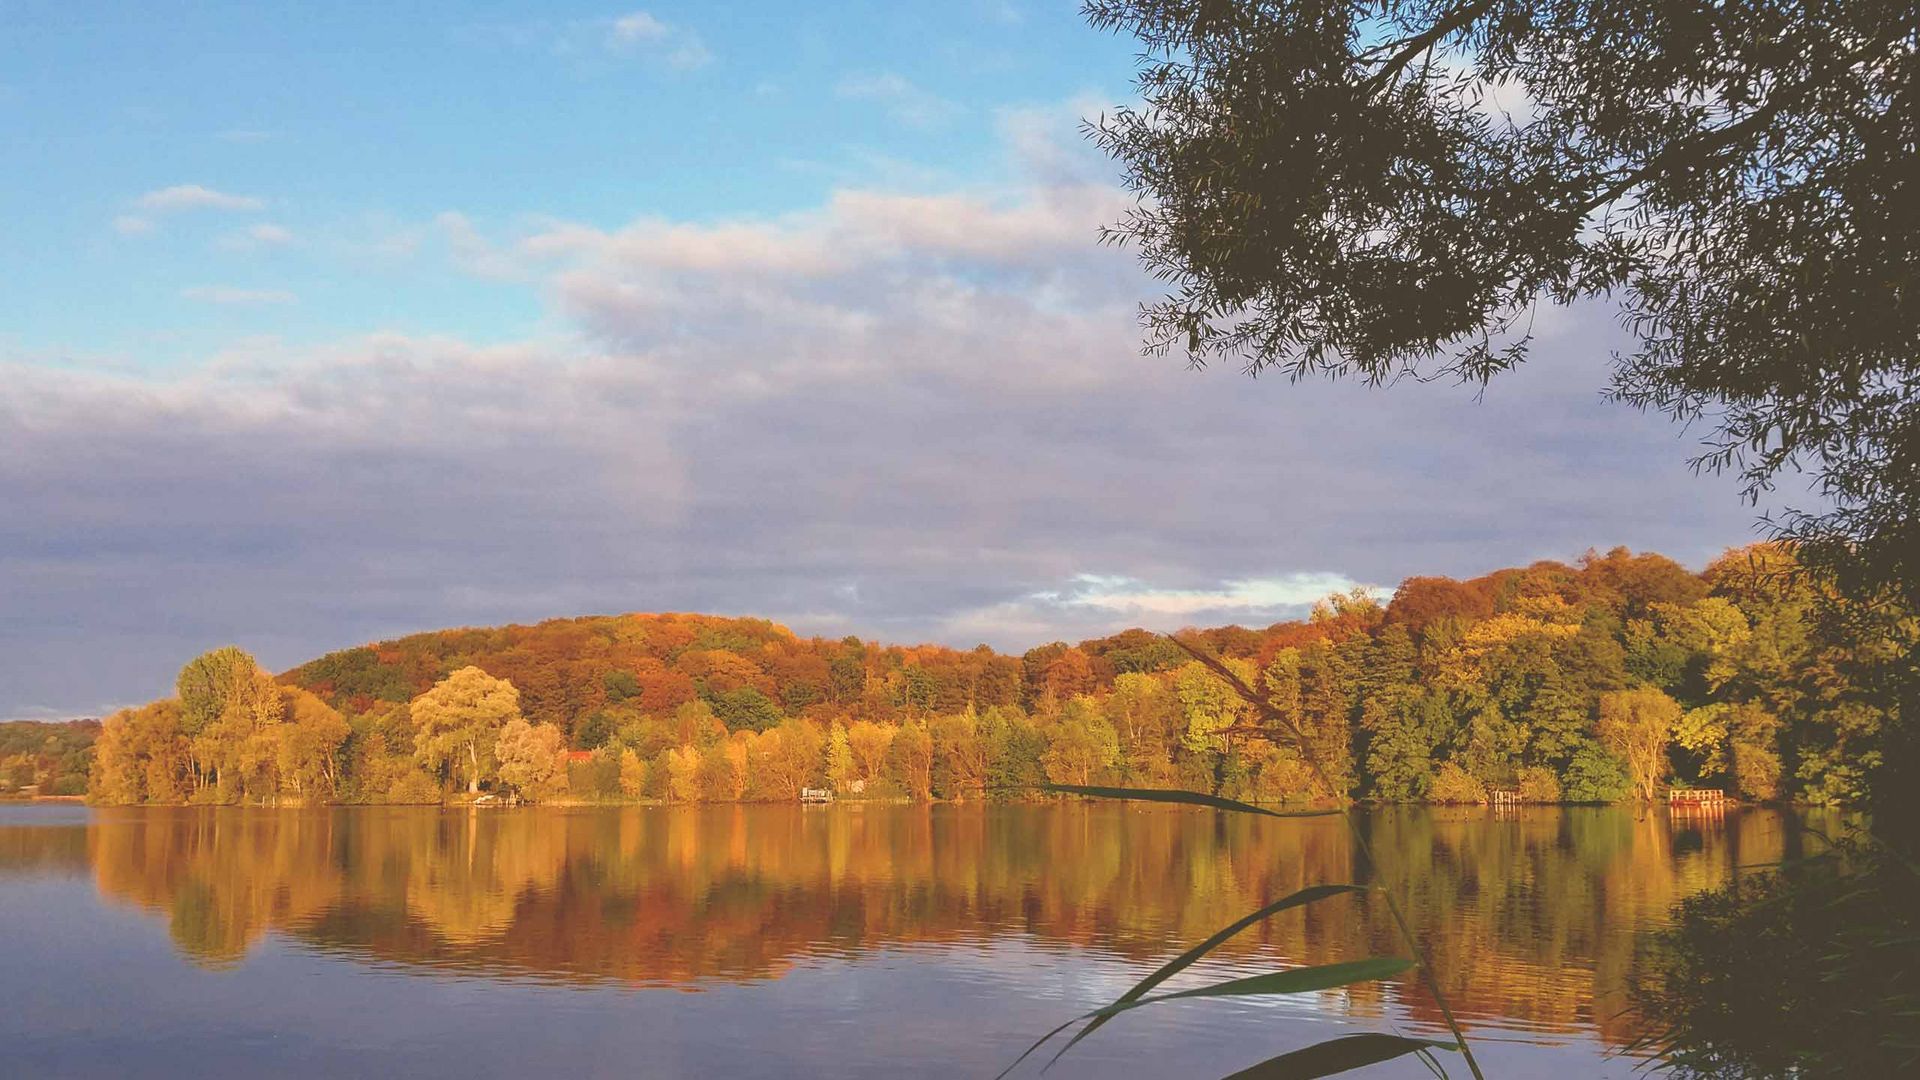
[0, 108, 1766, 717]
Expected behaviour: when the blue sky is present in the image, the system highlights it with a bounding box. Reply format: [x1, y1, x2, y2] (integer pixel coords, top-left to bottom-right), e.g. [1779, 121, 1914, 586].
[1, 4, 1777, 718]
[3, 1, 1127, 365]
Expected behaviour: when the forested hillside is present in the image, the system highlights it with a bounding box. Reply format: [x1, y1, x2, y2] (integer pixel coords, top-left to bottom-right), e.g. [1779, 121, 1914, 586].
[87, 544, 1902, 807]
[0, 720, 97, 797]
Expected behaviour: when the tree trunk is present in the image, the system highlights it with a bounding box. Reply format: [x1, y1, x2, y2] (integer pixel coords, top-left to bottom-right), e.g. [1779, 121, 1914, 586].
[467, 741, 479, 794]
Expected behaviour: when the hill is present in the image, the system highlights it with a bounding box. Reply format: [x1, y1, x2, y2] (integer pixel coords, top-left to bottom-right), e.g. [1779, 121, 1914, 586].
[85, 544, 1899, 807]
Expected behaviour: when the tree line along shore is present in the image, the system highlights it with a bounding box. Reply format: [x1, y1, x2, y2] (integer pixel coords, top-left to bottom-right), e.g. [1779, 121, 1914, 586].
[55, 544, 1901, 809]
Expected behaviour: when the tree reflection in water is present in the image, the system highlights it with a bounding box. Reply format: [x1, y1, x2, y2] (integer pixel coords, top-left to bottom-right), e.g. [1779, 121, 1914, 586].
[0, 803, 1818, 1048]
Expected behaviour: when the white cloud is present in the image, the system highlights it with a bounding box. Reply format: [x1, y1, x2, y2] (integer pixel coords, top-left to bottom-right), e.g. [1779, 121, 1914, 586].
[135, 184, 265, 212]
[1037, 573, 1377, 617]
[113, 215, 154, 236]
[609, 12, 667, 42]
[521, 181, 1129, 286]
[837, 73, 962, 127]
[604, 11, 711, 69]
[931, 572, 1381, 645]
[180, 286, 296, 305]
[218, 222, 297, 251]
[1433, 56, 1538, 128]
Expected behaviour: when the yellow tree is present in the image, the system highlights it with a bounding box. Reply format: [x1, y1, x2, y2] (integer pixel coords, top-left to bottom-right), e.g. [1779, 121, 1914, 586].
[1042, 710, 1119, 787]
[846, 720, 894, 785]
[1597, 687, 1682, 800]
[931, 711, 986, 795]
[90, 700, 190, 804]
[891, 721, 934, 800]
[750, 720, 825, 801]
[174, 646, 269, 793]
[619, 747, 646, 798]
[825, 722, 858, 792]
[193, 665, 287, 801]
[665, 745, 703, 802]
[412, 667, 521, 795]
[276, 688, 349, 801]
[1104, 672, 1179, 772]
[494, 718, 568, 801]
[700, 737, 747, 801]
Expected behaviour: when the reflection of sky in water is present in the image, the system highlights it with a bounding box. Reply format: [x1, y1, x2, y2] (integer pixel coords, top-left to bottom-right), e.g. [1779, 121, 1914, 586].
[0, 804, 1810, 1078]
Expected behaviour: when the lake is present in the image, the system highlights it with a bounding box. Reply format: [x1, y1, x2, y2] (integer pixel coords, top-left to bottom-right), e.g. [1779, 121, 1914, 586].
[0, 802, 1815, 1078]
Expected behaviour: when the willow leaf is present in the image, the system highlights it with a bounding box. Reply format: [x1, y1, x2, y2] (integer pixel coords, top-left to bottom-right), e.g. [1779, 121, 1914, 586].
[1222, 1034, 1464, 1080]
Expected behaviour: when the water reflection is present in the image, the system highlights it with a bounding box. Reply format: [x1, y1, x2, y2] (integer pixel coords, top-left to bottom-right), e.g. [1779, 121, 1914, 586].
[1, 804, 1811, 1051]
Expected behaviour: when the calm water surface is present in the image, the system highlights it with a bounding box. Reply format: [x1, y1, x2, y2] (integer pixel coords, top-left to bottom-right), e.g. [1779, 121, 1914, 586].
[0, 802, 1814, 1078]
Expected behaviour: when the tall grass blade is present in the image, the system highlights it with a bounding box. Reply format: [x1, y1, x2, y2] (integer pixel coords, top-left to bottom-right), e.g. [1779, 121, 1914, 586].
[1051, 884, 1367, 1063]
[1219, 1034, 1463, 1080]
[1042, 783, 1342, 819]
[1003, 957, 1416, 1078]
[1073, 956, 1414, 1023]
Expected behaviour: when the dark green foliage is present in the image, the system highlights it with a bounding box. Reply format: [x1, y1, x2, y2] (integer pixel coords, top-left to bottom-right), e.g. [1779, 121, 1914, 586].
[1523, 671, 1591, 768]
[1363, 693, 1442, 800]
[575, 710, 618, 750]
[566, 753, 621, 801]
[704, 686, 783, 733]
[601, 669, 640, 702]
[1084, 628, 1189, 674]
[983, 708, 1046, 798]
[286, 644, 428, 708]
[1561, 742, 1631, 803]
[1639, 847, 1920, 1078]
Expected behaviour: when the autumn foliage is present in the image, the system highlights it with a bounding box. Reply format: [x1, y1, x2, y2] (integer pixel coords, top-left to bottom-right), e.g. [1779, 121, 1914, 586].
[84, 545, 1900, 807]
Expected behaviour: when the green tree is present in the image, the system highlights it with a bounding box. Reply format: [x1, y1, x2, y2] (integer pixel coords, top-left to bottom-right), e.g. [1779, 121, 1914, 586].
[982, 706, 1046, 798]
[706, 686, 783, 733]
[1042, 707, 1120, 788]
[176, 646, 257, 737]
[1174, 659, 1245, 755]
[1561, 741, 1631, 803]
[1363, 692, 1444, 800]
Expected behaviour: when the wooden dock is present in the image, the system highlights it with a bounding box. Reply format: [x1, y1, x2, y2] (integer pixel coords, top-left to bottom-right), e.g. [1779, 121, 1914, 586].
[800, 787, 834, 804]
[1667, 788, 1730, 815]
